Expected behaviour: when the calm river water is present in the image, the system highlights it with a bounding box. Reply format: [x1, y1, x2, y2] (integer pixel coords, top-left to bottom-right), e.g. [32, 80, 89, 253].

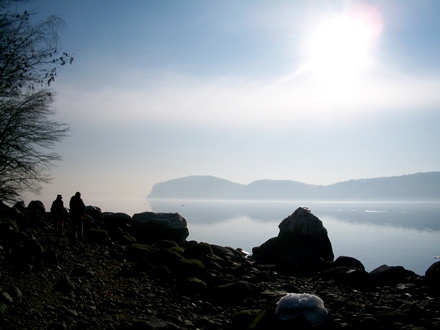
[65, 197, 440, 276]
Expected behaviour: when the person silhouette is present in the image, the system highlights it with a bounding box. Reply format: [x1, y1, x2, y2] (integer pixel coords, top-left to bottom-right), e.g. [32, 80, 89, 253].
[69, 192, 86, 239]
[50, 195, 66, 236]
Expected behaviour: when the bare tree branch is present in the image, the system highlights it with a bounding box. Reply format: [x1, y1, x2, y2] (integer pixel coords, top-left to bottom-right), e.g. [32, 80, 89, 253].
[0, 3, 72, 202]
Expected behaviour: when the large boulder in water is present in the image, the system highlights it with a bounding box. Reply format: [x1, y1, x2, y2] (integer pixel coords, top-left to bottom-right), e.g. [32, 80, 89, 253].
[252, 207, 334, 268]
[425, 261, 440, 294]
[131, 212, 189, 244]
[278, 207, 329, 237]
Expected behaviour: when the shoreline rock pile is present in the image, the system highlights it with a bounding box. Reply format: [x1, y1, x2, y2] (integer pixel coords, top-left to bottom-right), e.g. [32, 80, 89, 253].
[0, 202, 439, 329]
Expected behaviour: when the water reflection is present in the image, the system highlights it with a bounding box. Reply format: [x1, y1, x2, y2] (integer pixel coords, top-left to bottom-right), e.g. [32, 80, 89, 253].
[149, 199, 440, 275]
[149, 199, 440, 232]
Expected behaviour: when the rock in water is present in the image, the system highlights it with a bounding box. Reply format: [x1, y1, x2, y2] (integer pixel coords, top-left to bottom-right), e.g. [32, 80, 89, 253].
[278, 207, 328, 236]
[425, 261, 440, 293]
[252, 207, 334, 267]
[275, 293, 328, 328]
[131, 212, 189, 244]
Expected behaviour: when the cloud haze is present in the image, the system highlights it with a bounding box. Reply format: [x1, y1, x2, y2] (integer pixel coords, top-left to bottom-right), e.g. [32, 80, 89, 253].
[15, 0, 440, 210]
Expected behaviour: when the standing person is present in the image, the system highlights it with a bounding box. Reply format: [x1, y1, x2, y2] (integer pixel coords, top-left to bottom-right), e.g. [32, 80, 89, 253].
[50, 195, 65, 236]
[69, 192, 86, 239]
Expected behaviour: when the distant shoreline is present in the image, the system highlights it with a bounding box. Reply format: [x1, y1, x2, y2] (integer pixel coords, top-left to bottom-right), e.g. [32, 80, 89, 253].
[148, 172, 440, 201]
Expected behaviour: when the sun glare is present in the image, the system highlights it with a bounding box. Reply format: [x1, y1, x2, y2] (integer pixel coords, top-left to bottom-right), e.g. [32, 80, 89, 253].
[306, 6, 382, 84]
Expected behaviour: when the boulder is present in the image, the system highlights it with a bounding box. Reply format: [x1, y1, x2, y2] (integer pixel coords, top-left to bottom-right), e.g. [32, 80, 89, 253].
[110, 227, 137, 244]
[147, 248, 185, 267]
[27, 200, 45, 213]
[102, 212, 131, 230]
[85, 228, 108, 244]
[184, 242, 213, 259]
[248, 293, 330, 329]
[13, 201, 26, 212]
[210, 244, 244, 261]
[131, 212, 189, 244]
[319, 267, 377, 291]
[425, 261, 440, 293]
[278, 207, 328, 237]
[211, 281, 260, 305]
[174, 258, 206, 278]
[0, 219, 19, 240]
[0, 205, 25, 225]
[252, 207, 334, 267]
[0, 302, 6, 321]
[370, 264, 417, 286]
[85, 205, 102, 221]
[179, 277, 208, 296]
[124, 243, 154, 260]
[276, 251, 328, 276]
[7, 286, 22, 300]
[0, 292, 13, 304]
[275, 293, 328, 327]
[334, 256, 365, 270]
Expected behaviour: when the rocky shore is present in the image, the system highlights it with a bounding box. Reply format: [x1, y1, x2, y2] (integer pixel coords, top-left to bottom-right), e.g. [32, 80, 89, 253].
[0, 201, 439, 329]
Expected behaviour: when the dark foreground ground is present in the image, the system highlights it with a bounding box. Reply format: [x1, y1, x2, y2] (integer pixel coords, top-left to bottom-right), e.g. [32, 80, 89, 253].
[0, 204, 439, 329]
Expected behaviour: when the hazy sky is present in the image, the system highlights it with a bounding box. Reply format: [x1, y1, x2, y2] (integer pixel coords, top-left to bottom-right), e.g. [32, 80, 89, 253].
[18, 0, 440, 207]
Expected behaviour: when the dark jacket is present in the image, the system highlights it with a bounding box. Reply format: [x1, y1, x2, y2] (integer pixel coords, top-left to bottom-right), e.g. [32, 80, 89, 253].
[69, 195, 85, 218]
[51, 197, 65, 219]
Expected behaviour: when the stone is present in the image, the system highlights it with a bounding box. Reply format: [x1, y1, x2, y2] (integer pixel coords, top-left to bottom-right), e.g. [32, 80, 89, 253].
[319, 267, 377, 291]
[179, 277, 208, 296]
[147, 248, 185, 267]
[55, 276, 76, 293]
[0, 292, 13, 304]
[110, 227, 137, 244]
[27, 200, 46, 213]
[85, 205, 102, 221]
[2, 199, 440, 330]
[275, 293, 328, 328]
[174, 258, 206, 278]
[276, 252, 328, 276]
[0, 201, 9, 210]
[124, 243, 154, 260]
[425, 261, 440, 293]
[0, 219, 19, 240]
[102, 212, 131, 230]
[278, 207, 328, 237]
[0, 302, 7, 321]
[184, 242, 213, 259]
[370, 265, 417, 286]
[212, 281, 260, 304]
[0, 206, 24, 225]
[7, 285, 22, 299]
[252, 207, 334, 267]
[131, 212, 189, 244]
[85, 228, 108, 243]
[334, 256, 365, 270]
[25, 239, 45, 259]
[211, 244, 243, 260]
[13, 201, 26, 212]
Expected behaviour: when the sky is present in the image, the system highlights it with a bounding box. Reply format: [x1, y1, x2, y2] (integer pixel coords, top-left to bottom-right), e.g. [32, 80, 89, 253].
[15, 0, 440, 209]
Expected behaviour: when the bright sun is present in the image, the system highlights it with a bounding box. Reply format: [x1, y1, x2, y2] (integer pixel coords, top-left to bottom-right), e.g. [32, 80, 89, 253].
[307, 6, 382, 84]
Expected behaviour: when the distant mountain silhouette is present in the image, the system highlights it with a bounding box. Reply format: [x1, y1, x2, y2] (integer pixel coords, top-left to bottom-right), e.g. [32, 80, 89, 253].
[148, 172, 440, 201]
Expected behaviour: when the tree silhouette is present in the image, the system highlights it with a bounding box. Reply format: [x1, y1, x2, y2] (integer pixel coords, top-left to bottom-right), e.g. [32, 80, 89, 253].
[0, 5, 73, 202]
